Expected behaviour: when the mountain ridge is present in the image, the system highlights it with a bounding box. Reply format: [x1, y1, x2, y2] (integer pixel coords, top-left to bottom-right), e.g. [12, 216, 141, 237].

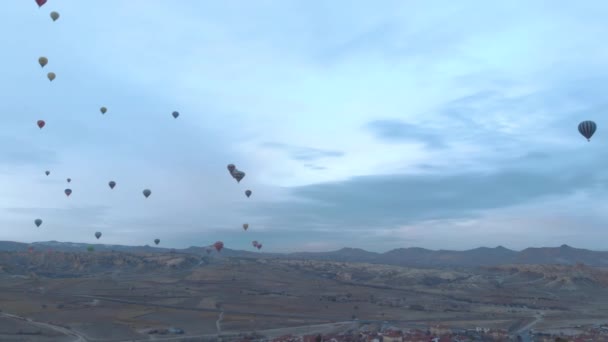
[3, 240, 608, 267]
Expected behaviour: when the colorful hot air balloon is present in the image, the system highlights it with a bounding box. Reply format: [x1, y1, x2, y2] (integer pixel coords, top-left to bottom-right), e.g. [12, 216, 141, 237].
[578, 120, 597, 141]
[50, 11, 59, 21]
[45, 170, 50, 176]
[154, 239, 160, 245]
[47, 72, 56, 81]
[35, 0, 47, 7]
[100, 107, 107, 114]
[37, 120, 45, 129]
[257, 244, 262, 250]
[66, 178, 71, 183]
[213, 241, 224, 252]
[143, 189, 151, 198]
[242, 223, 249, 231]
[108, 181, 116, 189]
[64, 188, 72, 197]
[245, 190, 252, 198]
[38, 57, 48, 68]
[227, 164, 236, 173]
[34, 219, 42, 227]
[95, 232, 101, 239]
[252, 240, 258, 247]
[172, 111, 179, 118]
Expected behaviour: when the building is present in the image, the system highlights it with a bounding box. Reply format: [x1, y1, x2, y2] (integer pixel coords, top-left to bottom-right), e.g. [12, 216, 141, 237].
[383, 330, 404, 342]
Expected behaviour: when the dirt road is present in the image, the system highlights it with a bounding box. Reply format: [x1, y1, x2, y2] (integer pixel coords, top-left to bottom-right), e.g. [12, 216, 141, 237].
[0, 311, 88, 342]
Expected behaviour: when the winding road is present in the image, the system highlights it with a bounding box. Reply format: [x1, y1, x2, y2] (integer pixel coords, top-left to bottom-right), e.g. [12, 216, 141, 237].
[0, 311, 88, 341]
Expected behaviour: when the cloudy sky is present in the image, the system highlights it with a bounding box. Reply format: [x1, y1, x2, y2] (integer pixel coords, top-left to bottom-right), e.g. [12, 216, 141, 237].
[1, 1, 607, 252]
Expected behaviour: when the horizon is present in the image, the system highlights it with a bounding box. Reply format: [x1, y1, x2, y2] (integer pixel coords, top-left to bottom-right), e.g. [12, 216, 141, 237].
[2, 1, 608, 252]
[5, 239, 608, 254]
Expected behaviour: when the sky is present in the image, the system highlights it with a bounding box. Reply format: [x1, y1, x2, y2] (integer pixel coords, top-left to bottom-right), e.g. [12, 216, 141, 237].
[1, 1, 608, 252]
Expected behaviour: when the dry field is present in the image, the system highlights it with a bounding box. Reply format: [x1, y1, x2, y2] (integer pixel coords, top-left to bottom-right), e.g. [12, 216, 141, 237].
[1, 254, 607, 341]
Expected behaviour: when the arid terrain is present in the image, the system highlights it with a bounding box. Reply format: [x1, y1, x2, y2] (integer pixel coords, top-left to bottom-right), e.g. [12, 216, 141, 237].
[1, 243, 608, 341]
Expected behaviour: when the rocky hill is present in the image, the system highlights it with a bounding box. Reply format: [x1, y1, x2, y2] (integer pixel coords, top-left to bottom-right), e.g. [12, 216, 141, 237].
[2, 240, 608, 268]
[0, 250, 204, 277]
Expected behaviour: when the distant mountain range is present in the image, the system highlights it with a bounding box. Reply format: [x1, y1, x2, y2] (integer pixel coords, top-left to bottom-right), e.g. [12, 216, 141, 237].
[2, 240, 608, 268]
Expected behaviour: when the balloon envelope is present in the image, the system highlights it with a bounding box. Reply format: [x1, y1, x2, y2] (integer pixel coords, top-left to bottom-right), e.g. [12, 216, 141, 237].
[243, 223, 249, 231]
[37, 120, 45, 129]
[45, 170, 50, 176]
[252, 240, 258, 247]
[50, 11, 59, 21]
[172, 111, 179, 118]
[38, 57, 48, 68]
[245, 190, 252, 198]
[64, 189, 72, 197]
[35, 0, 47, 7]
[154, 239, 160, 245]
[213, 241, 224, 252]
[34, 219, 42, 227]
[47, 72, 55, 81]
[66, 178, 71, 183]
[234, 170, 245, 182]
[109, 181, 116, 189]
[143, 189, 151, 198]
[100, 107, 107, 114]
[578, 120, 597, 141]
[95, 232, 101, 239]
[227, 164, 236, 173]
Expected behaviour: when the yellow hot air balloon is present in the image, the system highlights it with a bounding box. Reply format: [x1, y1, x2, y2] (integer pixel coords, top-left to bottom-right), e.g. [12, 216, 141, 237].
[47, 72, 56, 81]
[50, 11, 59, 22]
[38, 57, 48, 68]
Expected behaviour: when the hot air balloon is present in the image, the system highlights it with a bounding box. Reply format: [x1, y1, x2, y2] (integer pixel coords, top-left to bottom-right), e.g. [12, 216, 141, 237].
[257, 244, 262, 250]
[35, 0, 47, 7]
[172, 111, 179, 118]
[242, 223, 249, 231]
[233, 170, 245, 183]
[245, 190, 252, 198]
[108, 181, 116, 189]
[252, 240, 258, 247]
[37, 120, 45, 129]
[50, 11, 59, 21]
[34, 219, 42, 227]
[45, 170, 50, 176]
[578, 120, 597, 141]
[227, 164, 236, 173]
[142, 189, 151, 198]
[64, 188, 72, 197]
[154, 239, 160, 245]
[66, 178, 71, 183]
[38, 57, 48, 68]
[100, 107, 107, 114]
[95, 232, 101, 239]
[47, 72, 55, 81]
[213, 241, 224, 252]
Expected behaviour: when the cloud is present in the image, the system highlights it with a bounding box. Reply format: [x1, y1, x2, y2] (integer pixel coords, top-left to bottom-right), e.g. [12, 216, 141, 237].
[365, 119, 446, 148]
[2, 1, 608, 253]
[260, 142, 345, 161]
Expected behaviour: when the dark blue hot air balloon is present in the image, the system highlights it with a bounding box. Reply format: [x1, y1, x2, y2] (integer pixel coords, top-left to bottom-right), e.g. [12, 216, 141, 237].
[578, 120, 597, 141]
